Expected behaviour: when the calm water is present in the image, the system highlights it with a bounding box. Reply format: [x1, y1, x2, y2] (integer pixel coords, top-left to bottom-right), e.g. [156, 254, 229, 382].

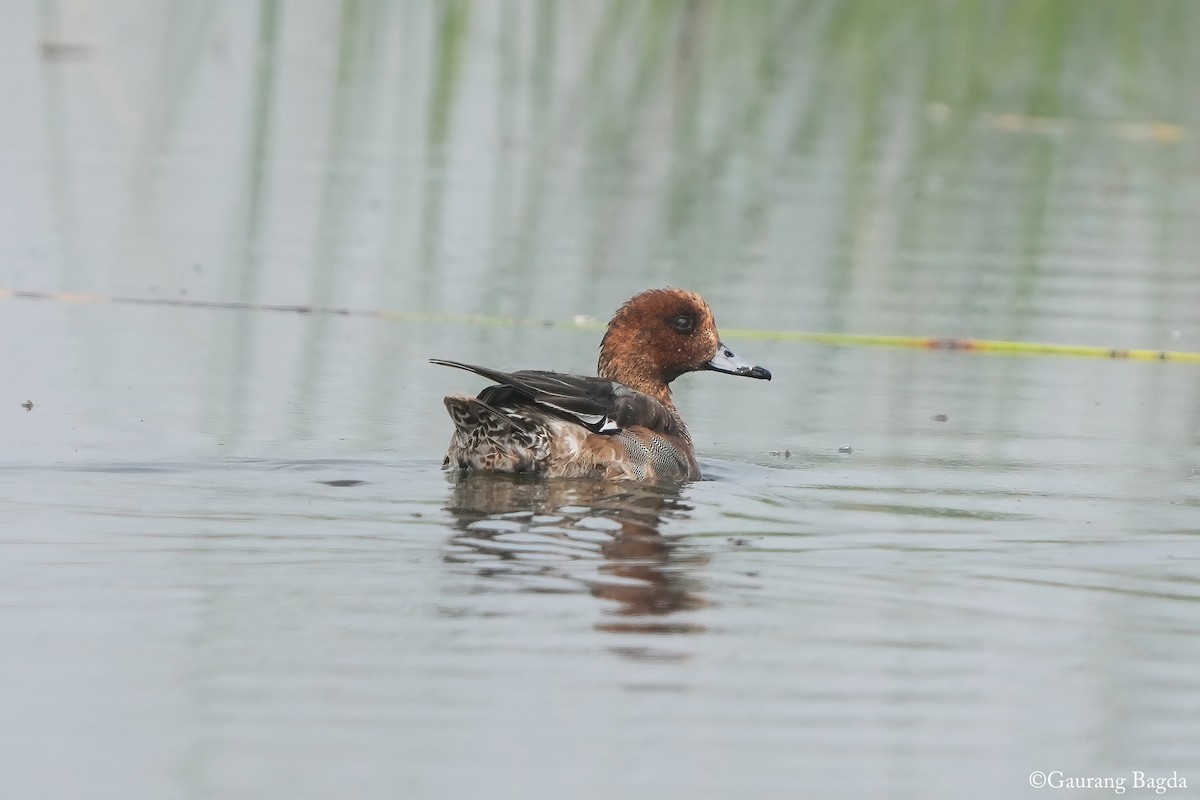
[3, 2, 1200, 799]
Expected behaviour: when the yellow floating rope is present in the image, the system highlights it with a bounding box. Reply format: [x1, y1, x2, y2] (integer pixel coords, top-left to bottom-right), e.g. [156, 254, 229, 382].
[3, 287, 1198, 363]
[721, 329, 1200, 363]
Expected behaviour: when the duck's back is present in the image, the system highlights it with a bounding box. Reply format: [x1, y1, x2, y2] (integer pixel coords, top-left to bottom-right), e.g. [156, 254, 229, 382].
[442, 394, 575, 475]
[435, 360, 699, 480]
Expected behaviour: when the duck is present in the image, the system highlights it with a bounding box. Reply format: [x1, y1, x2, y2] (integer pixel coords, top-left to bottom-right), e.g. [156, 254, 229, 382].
[431, 288, 771, 480]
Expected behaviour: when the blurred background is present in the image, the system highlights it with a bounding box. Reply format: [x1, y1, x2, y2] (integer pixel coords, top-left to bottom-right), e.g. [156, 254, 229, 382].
[2, 2, 1200, 799]
[6, 0, 1199, 457]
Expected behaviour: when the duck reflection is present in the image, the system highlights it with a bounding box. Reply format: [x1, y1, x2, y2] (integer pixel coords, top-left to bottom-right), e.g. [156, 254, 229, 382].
[443, 475, 708, 635]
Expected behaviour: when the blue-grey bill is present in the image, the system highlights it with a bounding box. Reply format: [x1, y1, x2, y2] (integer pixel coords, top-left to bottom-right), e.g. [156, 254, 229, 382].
[705, 342, 772, 380]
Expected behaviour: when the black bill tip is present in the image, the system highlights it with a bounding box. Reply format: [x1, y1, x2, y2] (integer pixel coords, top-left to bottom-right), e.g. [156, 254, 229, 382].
[704, 343, 772, 381]
[745, 365, 771, 380]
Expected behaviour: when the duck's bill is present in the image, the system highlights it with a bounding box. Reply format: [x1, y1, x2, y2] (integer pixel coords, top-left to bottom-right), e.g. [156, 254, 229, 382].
[704, 343, 772, 380]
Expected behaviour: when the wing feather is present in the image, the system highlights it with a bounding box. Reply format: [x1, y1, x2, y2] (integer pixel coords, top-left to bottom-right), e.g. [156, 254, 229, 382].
[430, 359, 680, 435]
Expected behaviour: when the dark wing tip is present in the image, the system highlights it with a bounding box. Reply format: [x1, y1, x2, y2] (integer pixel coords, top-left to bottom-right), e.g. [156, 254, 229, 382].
[430, 358, 481, 374]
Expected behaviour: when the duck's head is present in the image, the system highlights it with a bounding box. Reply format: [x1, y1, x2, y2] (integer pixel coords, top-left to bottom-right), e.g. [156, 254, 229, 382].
[597, 288, 771, 401]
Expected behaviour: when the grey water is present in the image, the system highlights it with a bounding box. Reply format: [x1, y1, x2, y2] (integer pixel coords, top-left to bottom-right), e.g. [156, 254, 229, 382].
[2, 2, 1199, 799]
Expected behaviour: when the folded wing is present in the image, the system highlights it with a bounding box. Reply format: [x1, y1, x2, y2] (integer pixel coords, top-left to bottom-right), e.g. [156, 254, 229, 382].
[430, 359, 681, 435]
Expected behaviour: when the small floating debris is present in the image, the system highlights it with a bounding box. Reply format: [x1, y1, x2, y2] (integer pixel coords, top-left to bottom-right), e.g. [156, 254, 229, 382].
[931, 413, 948, 422]
[838, 445, 853, 454]
[40, 40, 97, 61]
[21, 400, 33, 411]
[320, 479, 364, 487]
[768, 449, 792, 458]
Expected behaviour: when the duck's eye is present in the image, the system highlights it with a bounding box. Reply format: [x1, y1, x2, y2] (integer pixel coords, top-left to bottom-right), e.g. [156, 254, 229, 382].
[670, 314, 695, 333]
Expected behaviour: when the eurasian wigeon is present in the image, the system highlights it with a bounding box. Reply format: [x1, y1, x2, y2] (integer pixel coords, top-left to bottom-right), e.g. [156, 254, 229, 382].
[432, 288, 771, 480]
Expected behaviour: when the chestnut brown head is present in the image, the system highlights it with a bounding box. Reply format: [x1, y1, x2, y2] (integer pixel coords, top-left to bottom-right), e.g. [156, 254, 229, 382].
[598, 288, 770, 401]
